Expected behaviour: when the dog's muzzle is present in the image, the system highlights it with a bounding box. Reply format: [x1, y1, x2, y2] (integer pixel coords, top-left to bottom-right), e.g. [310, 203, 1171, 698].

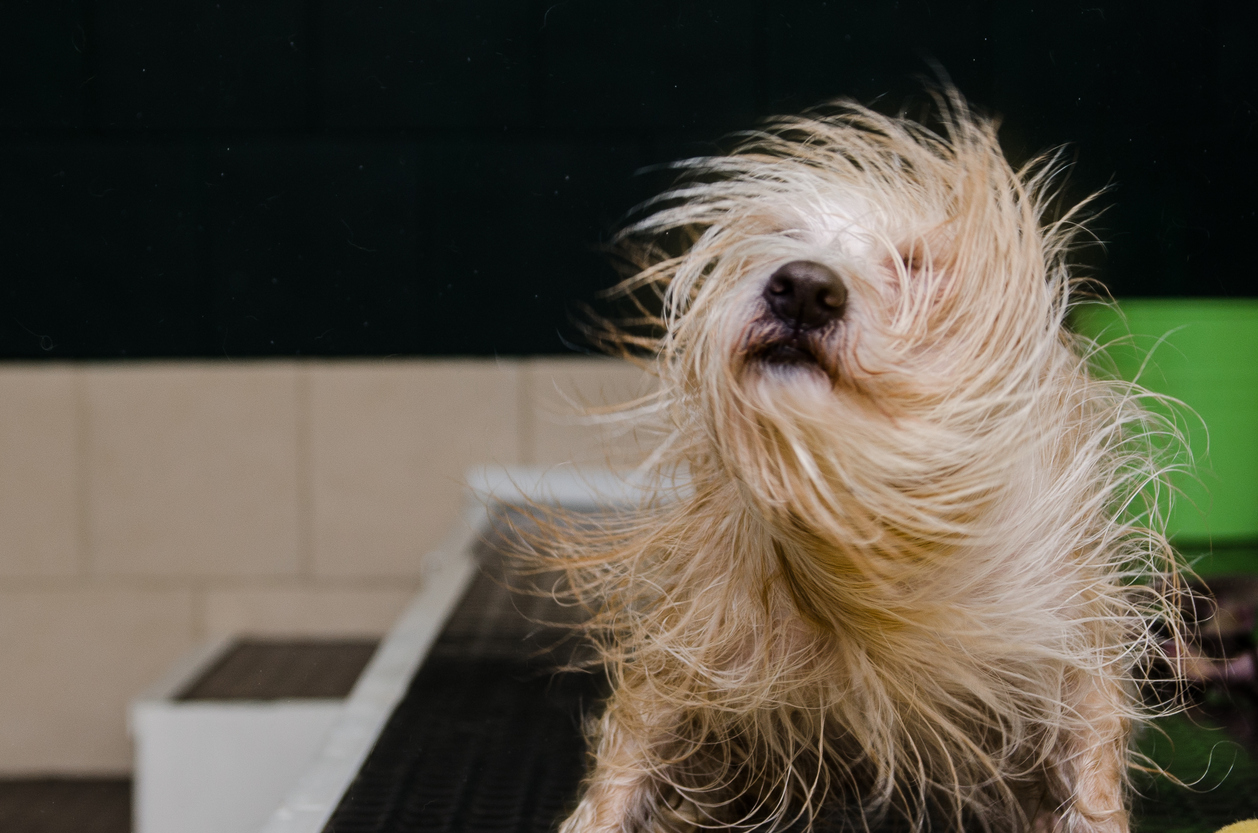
[755, 261, 846, 366]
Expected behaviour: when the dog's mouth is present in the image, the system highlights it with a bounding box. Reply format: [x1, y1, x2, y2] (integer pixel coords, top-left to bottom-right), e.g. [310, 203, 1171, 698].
[755, 337, 821, 367]
[744, 330, 837, 381]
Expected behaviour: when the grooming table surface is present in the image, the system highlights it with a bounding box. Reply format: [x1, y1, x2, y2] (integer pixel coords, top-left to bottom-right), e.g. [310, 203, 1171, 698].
[319, 525, 1258, 833]
[322, 530, 601, 833]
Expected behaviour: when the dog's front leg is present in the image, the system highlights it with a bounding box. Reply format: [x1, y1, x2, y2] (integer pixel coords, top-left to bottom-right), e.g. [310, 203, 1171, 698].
[560, 706, 672, 833]
[1036, 675, 1131, 833]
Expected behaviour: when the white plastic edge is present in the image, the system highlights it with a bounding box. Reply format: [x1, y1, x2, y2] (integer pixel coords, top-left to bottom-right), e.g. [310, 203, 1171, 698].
[465, 463, 670, 510]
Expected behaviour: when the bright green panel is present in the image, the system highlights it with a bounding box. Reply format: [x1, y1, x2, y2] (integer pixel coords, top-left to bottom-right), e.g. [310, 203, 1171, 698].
[1160, 386, 1258, 540]
[1074, 299, 1258, 385]
[1072, 299, 1258, 544]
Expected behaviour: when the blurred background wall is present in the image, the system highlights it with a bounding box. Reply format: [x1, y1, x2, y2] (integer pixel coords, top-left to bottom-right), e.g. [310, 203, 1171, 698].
[0, 357, 652, 773]
[0, 0, 1255, 775]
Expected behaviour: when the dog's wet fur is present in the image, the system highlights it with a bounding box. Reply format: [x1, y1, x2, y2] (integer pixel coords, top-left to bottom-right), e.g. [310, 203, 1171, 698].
[519, 88, 1189, 833]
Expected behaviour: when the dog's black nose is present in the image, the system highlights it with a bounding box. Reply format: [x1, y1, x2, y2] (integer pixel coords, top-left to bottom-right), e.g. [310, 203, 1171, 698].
[763, 261, 847, 329]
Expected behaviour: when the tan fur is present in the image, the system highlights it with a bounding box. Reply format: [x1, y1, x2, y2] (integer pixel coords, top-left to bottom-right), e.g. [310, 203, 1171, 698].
[522, 89, 1188, 833]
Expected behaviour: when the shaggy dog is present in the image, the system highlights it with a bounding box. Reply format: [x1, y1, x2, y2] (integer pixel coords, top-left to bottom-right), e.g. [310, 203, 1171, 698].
[530, 90, 1187, 833]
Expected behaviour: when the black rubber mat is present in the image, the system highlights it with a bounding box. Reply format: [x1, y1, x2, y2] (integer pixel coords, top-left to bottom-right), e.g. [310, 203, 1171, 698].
[324, 529, 601, 833]
[321, 523, 1258, 833]
[180, 639, 380, 701]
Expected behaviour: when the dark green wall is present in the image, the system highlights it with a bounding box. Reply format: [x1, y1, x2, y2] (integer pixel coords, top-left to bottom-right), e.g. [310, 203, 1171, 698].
[2, 1, 1255, 358]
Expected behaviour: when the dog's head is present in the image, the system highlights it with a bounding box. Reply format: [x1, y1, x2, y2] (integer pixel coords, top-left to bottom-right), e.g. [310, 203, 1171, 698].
[613, 91, 1107, 560]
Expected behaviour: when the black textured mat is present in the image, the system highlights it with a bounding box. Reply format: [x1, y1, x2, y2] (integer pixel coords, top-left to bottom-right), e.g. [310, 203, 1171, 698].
[0, 779, 130, 833]
[321, 524, 1258, 833]
[180, 639, 380, 701]
[324, 529, 601, 833]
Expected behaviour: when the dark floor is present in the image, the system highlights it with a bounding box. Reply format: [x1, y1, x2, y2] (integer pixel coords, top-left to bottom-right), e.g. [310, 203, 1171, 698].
[0, 779, 131, 833]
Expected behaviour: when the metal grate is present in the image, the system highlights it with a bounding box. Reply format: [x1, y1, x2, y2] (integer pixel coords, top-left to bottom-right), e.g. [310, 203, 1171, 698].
[179, 639, 380, 701]
[322, 526, 602, 833]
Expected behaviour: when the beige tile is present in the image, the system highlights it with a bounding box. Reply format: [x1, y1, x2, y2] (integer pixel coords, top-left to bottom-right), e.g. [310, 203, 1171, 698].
[86, 363, 301, 578]
[525, 357, 659, 466]
[203, 584, 420, 638]
[0, 366, 81, 577]
[310, 360, 520, 578]
[0, 586, 195, 774]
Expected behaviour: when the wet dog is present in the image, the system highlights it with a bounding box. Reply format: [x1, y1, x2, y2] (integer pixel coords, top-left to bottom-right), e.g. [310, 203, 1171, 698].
[535, 90, 1186, 833]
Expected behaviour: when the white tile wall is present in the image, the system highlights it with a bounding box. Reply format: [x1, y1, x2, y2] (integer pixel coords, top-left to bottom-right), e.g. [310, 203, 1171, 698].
[0, 357, 649, 773]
